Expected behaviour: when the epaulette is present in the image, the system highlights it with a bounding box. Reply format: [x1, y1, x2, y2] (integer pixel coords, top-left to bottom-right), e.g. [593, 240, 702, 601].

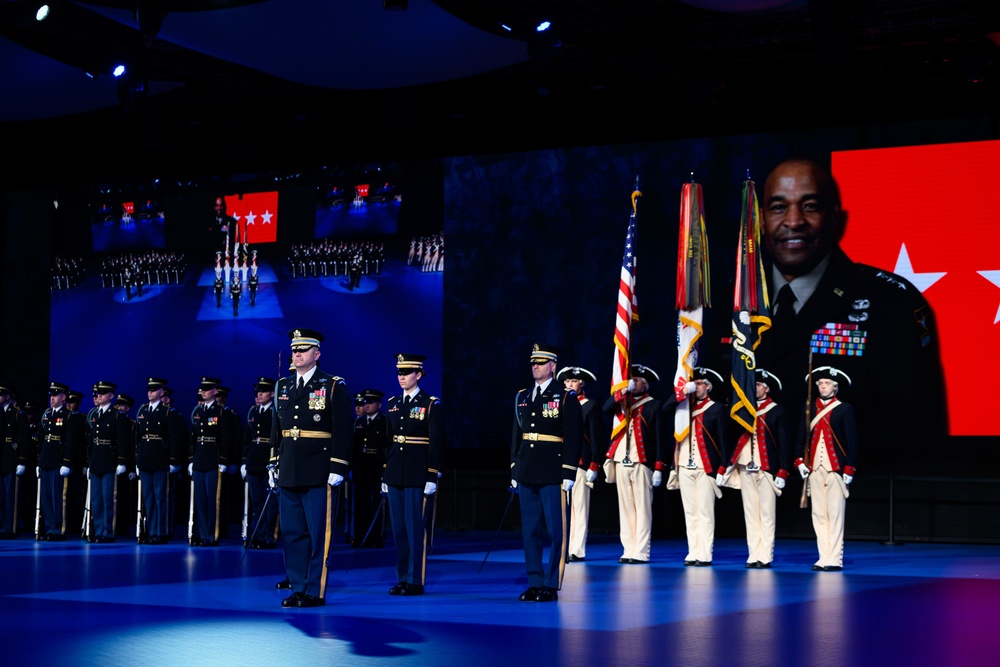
[430, 395, 441, 403]
[331, 376, 345, 384]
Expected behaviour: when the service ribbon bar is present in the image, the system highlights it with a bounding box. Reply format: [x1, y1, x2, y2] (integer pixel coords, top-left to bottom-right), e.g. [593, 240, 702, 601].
[810, 323, 867, 356]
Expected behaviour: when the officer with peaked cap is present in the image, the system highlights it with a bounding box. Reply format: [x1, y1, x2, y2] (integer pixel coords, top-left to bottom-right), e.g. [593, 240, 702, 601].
[602, 363, 672, 564]
[796, 365, 858, 571]
[243, 376, 278, 548]
[37, 382, 78, 540]
[723, 369, 791, 568]
[188, 377, 233, 547]
[84, 381, 131, 542]
[270, 329, 353, 608]
[556, 366, 605, 563]
[511, 343, 582, 602]
[0, 384, 30, 539]
[384, 356, 443, 595]
[673, 367, 727, 566]
[353, 388, 387, 549]
[64, 390, 88, 535]
[136, 378, 184, 544]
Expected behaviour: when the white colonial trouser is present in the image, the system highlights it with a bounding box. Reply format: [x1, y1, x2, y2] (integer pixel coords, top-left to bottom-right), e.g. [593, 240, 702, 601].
[567, 467, 592, 558]
[679, 451, 716, 563]
[738, 465, 778, 565]
[809, 465, 847, 568]
[614, 462, 653, 562]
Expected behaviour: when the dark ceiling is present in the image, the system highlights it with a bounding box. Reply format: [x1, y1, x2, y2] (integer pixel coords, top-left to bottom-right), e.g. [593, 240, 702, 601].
[3, 0, 1000, 188]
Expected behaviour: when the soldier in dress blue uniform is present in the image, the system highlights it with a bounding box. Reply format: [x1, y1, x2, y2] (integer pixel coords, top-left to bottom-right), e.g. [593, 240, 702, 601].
[84, 381, 132, 542]
[242, 377, 278, 549]
[64, 390, 88, 537]
[0, 385, 30, 538]
[37, 382, 79, 541]
[269, 329, 353, 608]
[511, 344, 583, 602]
[113, 393, 138, 537]
[188, 377, 234, 547]
[161, 386, 188, 534]
[384, 356, 443, 596]
[353, 388, 387, 549]
[216, 386, 243, 538]
[135, 378, 184, 544]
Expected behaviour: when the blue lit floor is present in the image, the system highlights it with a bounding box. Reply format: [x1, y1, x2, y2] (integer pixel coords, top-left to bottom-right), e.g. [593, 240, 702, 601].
[3, 532, 999, 666]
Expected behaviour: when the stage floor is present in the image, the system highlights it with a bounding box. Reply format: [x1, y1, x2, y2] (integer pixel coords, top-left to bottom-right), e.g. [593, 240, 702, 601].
[3, 531, 999, 665]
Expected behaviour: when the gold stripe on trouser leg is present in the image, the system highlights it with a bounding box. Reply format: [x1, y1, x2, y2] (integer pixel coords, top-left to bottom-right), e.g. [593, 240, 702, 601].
[319, 485, 333, 599]
[428, 489, 438, 552]
[112, 474, 118, 534]
[420, 496, 428, 586]
[60, 476, 69, 535]
[213, 470, 222, 541]
[12, 476, 19, 531]
[557, 487, 568, 590]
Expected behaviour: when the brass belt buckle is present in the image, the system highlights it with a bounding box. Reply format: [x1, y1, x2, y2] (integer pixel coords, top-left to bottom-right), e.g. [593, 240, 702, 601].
[290, 427, 300, 440]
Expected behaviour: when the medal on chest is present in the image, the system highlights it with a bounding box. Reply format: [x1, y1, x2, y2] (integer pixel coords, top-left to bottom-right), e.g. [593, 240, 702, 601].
[309, 387, 327, 410]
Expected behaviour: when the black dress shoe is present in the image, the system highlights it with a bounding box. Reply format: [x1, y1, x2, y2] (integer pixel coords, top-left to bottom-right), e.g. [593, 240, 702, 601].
[683, 560, 696, 566]
[823, 565, 843, 571]
[518, 586, 541, 601]
[297, 594, 326, 608]
[811, 564, 824, 571]
[757, 562, 771, 569]
[47, 534, 66, 542]
[281, 592, 304, 608]
[618, 557, 634, 564]
[534, 587, 558, 602]
[745, 562, 759, 568]
[399, 583, 424, 596]
[568, 554, 585, 562]
[276, 578, 292, 590]
[694, 560, 711, 567]
[202, 540, 219, 547]
[389, 582, 407, 595]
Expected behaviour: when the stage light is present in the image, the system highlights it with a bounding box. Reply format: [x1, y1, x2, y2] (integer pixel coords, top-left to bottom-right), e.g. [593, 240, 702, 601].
[113, 65, 126, 78]
[36, 5, 49, 21]
[500, 24, 512, 32]
[536, 20, 551, 32]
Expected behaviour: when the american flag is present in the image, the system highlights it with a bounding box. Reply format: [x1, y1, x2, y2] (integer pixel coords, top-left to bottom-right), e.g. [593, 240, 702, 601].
[609, 181, 641, 447]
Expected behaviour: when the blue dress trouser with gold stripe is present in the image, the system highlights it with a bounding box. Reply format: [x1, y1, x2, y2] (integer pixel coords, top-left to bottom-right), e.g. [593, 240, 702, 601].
[519, 482, 565, 589]
[280, 484, 332, 599]
[387, 485, 426, 585]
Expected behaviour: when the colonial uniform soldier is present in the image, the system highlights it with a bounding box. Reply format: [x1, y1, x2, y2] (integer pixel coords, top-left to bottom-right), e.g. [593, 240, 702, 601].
[722, 369, 791, 568]
[135, 378, 184, 544]
[673, 367, 727, 566]
[556, 366, 604, 563]
[511, 343, 582, 602]
[353, 388, 387, 549]
[37, 382, 78, 540]
[242, 377, 278, 549]
[85, 381, 132, 542]
[188, 377, 234, 547]
[602, 364, 672, 564]
[270, 329, 352, 608]
[1, 385, 30, 538]
[384, 356, 443, 596]
[796, 366, 858, 572]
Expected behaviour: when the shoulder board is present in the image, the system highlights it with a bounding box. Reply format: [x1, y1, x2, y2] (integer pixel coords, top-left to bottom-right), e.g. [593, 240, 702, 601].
[429, 396, 440, 403]
[387, 396, 399, 403]
[331, 376, 345, 384]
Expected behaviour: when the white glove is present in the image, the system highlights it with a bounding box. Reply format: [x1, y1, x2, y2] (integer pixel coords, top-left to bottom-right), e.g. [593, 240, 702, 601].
[844, 474, 853, 485]
[218, 464, 227, 473]
[381, 482, 388, 494]
[715, 474, 725, 488]
[16, 465, 26, 476]
[424, 481, 437, 495]
[775, 476, 786, 490]
[798, 463, 810, 479]
[268, 468, 277, 488]
[626, 379, 635, 393]
[128, 471, 137, 481]
[585, 469, 597, 483]
[187, 463, 193, 476]
[328, 473, 344, 486]
[562, 479, 574, 492]
[59, 466, 71, 477]
[135, 466, 141, 476]
[169, 465, 180, 473]
[240, 464, 247, 479]
[510, 479, 518, 490]
[652, 470, 663, 487]
[116, 464, 127, 475]
[684, 382, 696, 395]
[36, 466, 40, 478]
